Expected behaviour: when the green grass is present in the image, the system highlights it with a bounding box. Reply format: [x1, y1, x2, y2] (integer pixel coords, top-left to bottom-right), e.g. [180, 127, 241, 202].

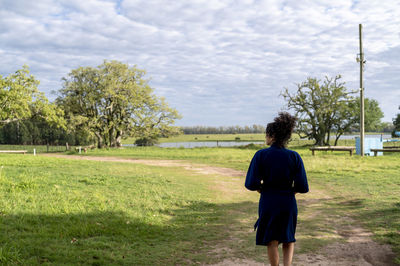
[302, 153, 400, 260]
[77, 145, 400, 263]
[0, 155, 264, 264]
[1, 144, 399, 264]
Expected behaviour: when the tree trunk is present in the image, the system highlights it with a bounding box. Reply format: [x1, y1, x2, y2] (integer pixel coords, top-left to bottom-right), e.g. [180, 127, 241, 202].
[109, 127, 115, 147]
[16, 121, 20, 144]
[325, 130, 331, 146]
[314, 134, 324, 146]
[334, 133, 342, 146]
[103, 133, 109, 147]
[115, 130, 123, 147]
[314, 130, 326, 146]
[94, 132, 104, 148]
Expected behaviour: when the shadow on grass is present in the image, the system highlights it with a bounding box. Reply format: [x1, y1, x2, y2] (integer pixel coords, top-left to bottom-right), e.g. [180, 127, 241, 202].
[3, 197, 395, 265]
[0, 201, 259, 265]
[356, 204, 400, 264]
[296, 196, 399, 264]
[295, 197, 344, 253]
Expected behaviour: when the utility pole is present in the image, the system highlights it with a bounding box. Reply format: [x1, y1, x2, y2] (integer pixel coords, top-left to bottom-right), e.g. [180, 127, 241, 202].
[359, 24, 365, 156]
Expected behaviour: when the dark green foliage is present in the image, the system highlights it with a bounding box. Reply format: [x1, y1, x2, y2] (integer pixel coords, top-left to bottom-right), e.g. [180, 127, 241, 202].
[351, 97, 384, 132]
[0, 118, 91, 146]
[236, 143, 264, 150]
[134, 137, 158, 146]
[393, 106, 400, 137]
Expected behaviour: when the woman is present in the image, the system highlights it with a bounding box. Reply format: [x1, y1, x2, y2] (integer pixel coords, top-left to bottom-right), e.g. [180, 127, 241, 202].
[245, 112, 309, 266]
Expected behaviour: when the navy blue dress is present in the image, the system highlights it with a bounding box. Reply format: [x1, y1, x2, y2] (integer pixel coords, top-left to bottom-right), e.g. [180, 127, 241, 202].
[245, 144, 309, 245]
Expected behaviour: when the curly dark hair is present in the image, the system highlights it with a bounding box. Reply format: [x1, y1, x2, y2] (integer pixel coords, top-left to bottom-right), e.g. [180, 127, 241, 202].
[265, 112, 297, 148]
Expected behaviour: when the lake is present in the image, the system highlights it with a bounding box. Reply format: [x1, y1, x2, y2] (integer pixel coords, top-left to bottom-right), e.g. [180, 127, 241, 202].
[123, 141, 265, 148]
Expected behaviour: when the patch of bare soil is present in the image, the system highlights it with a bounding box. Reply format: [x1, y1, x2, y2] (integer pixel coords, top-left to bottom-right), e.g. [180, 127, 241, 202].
[213, 219, 396, 266]
[212, 258, 265, 265]
[211, 194, 396, 266]
[295, 225, 396, 266]
[290, 191, 396, 266]
[293, 195, 396, 266]
[42, 154, 397, 265]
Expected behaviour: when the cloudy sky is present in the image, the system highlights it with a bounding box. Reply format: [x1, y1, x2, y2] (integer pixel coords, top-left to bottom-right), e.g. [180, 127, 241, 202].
[1, 0, 399, 126]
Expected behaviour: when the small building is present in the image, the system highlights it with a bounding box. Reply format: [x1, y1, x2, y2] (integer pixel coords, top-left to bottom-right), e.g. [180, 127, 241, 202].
[355, 137, 383, 156]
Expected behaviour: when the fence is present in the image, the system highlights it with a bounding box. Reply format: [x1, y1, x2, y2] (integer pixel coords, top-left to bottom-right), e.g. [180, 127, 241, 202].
[0, 144, 73, 153]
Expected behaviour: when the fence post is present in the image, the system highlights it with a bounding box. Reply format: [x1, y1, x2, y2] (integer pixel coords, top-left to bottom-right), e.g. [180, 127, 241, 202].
[47, 143, 49, 153]
[79, 147, 82, 154]
[33, 149, 36, 156]
[66, 142, 69, 151]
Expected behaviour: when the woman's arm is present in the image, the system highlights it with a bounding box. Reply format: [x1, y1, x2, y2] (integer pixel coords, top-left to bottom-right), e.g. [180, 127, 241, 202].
[245, 151, 262, 191]
[293, 153, 309, 193]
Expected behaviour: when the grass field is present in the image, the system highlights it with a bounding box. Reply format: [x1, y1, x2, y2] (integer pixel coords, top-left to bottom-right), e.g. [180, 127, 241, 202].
[0, 144, 399, 264]
[0, 154, 261, 264]
[123, 132, 394, 144]
[79, 145, 400, 263]
[122, 133, 267, 144]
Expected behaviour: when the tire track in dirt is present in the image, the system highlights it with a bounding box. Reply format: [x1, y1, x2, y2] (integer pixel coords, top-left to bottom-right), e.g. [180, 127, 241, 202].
[41, 154, 397, 265]
[293, 197, 396, 266]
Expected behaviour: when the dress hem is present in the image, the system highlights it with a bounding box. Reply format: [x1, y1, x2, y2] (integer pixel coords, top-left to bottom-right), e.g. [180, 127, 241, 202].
[256, 239, 296, 246]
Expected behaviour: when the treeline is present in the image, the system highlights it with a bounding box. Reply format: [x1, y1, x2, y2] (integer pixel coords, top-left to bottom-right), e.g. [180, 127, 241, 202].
[0, 119, 90, 146]
[182, 125, 265, 134]
[181, 122, 394, 136]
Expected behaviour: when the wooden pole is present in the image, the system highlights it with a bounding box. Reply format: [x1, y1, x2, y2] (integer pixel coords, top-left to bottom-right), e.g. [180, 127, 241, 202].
[359, 24, 365, 156]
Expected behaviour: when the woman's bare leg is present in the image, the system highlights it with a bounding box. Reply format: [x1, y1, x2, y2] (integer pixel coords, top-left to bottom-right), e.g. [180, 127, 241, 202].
[282, 242, 294, 266]
[267, 240, 279, 266]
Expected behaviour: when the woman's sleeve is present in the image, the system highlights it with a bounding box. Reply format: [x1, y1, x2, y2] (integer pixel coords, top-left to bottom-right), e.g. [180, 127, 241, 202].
[293, 153, 309, 193]
[245, 151, 262, 191]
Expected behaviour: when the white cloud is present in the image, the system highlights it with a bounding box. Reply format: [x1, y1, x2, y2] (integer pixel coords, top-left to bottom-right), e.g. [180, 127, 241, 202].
[0, 0, 399, 125]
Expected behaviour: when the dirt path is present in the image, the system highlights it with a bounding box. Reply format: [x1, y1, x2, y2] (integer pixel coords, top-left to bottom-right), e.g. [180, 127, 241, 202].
[294, 225, 396, 266]
[42, 154, 397, 265]
[41, 154, 244, 177]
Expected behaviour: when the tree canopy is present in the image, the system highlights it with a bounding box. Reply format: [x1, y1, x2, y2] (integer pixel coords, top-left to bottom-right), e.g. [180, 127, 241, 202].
[0, 65, 65, 129]
[282, 75, 354, 146]
[57, 60, 181, 147]
[351, 97, 384, 132]
[282, 75, 385, 146]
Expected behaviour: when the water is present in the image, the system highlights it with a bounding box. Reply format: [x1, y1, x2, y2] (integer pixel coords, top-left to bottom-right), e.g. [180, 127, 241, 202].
[338, 134, 391, 140]
[123, 141, 265, 148]
[158, 141, 265, 148]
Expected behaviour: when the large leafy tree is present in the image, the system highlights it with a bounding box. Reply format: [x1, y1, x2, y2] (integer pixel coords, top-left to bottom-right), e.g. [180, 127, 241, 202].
[0, 65, 65, 129]
[282, 75, 385, 146]
[351, 97, 384, 132]
[282, 75, 355, 146]
[57, 60, 181, 148]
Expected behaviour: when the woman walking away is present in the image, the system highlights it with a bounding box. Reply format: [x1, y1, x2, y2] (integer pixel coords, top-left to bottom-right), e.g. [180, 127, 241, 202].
[245, 112, 309, 266]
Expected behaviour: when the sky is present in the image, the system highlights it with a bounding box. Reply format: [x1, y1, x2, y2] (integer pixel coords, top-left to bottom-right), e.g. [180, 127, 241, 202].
[1, 0, 399, 126]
